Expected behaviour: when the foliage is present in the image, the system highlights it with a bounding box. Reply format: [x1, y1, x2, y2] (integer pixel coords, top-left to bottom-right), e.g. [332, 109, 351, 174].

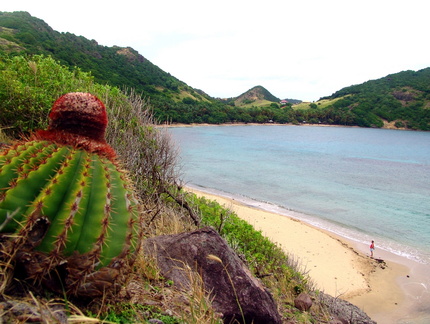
[233, 85, 281, 107]
[89, 303, 180, 324]
[319, 68, 430, 130]
[0, 11, 209, 109]
[0, 54, 97, 135]
[184, 193, 329, 321]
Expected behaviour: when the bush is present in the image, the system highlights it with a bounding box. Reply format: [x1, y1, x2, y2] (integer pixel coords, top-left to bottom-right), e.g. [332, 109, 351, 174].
[0, 54, 97, 135]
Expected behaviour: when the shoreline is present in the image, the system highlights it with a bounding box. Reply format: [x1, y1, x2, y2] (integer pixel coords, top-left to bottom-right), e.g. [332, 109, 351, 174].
[161, 121, 409, 131]
[186, 186, 430, 323]
[162, 122, 360, 128]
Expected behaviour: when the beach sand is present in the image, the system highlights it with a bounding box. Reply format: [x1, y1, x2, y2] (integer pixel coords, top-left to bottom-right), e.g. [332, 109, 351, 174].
[187, 187, 417, 323]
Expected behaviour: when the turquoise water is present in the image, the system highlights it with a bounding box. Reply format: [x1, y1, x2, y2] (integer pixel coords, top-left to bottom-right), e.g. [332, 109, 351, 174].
[169, 125, 430, 265]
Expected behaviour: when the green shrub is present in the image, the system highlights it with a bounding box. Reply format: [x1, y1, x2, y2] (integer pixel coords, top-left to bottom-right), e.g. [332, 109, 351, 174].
[88, 303, 180, 324]
[0, 54, 95, 135]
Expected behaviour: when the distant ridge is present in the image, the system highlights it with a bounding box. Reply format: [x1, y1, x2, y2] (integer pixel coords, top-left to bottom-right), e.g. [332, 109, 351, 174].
[237, 86, 280, 103]
[1, 11, 429, 129]
[228, 86, 278, 107]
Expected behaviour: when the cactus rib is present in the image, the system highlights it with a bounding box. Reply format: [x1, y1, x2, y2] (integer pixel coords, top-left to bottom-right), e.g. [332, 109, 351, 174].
[0, 144, 70, 232]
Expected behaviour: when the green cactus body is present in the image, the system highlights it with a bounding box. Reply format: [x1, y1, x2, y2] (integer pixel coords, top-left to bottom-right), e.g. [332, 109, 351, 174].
[0, 92, 143, 296]
[0, 140, 139, 270]
[0, 142, 70, 232]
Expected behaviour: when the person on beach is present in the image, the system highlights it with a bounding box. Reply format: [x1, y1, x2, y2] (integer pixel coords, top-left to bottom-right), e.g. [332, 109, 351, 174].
[370, 240, 375, 258]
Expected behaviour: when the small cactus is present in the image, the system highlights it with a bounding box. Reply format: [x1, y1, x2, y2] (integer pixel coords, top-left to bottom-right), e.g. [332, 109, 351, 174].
[0, 93, 143, 297]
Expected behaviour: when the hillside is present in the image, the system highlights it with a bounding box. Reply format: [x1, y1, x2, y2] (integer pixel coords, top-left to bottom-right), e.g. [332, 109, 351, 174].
[0, 11, 274, 124]
[317, 68, 430, 130]
[219, 86, 301, 108]
[234, 85, 280, 107]
[0, 11, 429, 130]
[0, 11, 206, 100]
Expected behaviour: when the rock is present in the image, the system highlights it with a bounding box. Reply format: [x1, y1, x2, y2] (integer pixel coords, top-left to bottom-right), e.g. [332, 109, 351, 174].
[294, 292, 312, 311]
[148, 319, 164, 324]
[319, 293, 376, 324]
[329, 317, 346, 324]
[144, 226, 282, 324]
[0, 300, 68, 323]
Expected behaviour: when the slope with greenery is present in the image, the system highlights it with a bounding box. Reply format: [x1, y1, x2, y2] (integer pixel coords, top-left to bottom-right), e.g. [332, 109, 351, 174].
[233, 85, 280, 107]
[1, 11, 429, 131]
[0, 11, 193, 95]
[0, 11, 275, 125]
[317, 68, 430, 130]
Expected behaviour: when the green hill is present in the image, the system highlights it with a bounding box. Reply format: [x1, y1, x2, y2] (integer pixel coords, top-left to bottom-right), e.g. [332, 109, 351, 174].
[1, 11, 429, 130]
[0, 11, 204, 100]
[0, 11, 244, 124]
[317, 68, 430, 129]
[234, 85, 280, 107]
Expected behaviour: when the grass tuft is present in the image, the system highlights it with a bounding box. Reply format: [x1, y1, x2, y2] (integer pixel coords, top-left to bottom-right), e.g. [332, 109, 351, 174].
[173, 260, 221, 324]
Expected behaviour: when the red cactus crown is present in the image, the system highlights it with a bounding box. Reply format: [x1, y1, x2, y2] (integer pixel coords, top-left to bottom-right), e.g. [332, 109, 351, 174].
[35, 92, 116, 159]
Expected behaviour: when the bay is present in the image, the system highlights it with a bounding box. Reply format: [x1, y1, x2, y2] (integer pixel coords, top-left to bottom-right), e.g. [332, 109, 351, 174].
[168, 125, 430, 265]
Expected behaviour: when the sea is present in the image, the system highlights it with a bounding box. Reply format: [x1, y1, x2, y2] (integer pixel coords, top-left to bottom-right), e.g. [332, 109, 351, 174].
[168, 125, 430, 323]
[168, 125, 430, 264]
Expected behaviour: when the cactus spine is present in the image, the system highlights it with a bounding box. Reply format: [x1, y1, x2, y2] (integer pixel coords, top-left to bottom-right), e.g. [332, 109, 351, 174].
[0, 93, 143, 297]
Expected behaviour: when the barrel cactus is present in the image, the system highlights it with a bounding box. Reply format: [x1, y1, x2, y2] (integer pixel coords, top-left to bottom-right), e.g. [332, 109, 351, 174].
[0, 92, 143, 297]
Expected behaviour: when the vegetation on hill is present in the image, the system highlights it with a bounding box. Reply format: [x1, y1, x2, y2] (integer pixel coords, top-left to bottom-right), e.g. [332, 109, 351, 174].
[0, 11, 225, 121]
[0, 11, 184, 95]
[318, 68, 430, 130]
[233, 85, 280, 107]
[2, 10, 428, 130]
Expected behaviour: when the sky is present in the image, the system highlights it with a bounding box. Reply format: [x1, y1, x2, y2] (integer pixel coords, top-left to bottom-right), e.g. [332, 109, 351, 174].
[2, 0, 429, 102]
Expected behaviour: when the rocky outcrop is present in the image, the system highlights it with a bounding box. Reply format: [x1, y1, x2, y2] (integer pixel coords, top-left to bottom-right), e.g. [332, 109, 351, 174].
[116, 47, 146, 63]
[0, 299, 67, 323]
[320, 293, 377, 324]
[143, 226, 282, 324]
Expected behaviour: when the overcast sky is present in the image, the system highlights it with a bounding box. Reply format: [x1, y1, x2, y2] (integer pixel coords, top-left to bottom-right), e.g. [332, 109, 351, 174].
[2, 0, 429, 101]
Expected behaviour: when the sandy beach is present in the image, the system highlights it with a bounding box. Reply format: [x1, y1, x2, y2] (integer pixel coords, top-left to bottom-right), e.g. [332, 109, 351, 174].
[186, 187, 428, 324]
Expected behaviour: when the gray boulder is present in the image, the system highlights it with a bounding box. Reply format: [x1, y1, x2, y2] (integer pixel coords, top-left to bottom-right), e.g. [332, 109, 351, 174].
[144, 226, 282, 324]
[320, 293, 377, 324]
